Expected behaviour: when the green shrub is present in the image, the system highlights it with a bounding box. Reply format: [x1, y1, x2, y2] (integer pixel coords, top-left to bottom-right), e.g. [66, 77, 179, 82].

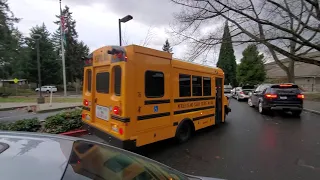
[0, 122, 8, 130]
[44, 109, 82, 134]
[0, 118, 41, 132]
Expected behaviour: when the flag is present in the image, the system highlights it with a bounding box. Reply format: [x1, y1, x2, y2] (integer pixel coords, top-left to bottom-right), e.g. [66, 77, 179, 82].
[60, 1, 67, 46]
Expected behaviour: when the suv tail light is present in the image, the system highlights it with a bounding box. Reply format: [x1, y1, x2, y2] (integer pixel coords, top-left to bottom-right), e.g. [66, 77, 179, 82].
[239, 91, 244, 94]
[297, 94, 304, 99]
[265, 94, 277, 98]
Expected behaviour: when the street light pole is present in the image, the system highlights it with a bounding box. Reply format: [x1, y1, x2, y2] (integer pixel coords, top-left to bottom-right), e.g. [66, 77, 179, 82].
[118, 15, 133, 46]
[33, 34, 45, 104]
[119, 19, 122, 46]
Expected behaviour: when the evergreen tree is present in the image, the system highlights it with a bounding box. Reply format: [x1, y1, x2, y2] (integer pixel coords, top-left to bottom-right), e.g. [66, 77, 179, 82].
[25, 23, 61, 85]
[52, 6, 89, 83]
[162, 39, 173, 53]
[237, 44, 266, 85]
[217, 22, 237, 86]
[0, 0, 20, 79]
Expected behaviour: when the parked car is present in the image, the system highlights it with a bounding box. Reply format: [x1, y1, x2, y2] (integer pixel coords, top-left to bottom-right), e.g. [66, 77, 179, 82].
[0, 131, 222, 180]
[230, 87, 236, 96]
[234, 85, 255, 101]
[35, 85, 57, 93]
[248, 83, 304, 116]
[224, 84, 233, 98]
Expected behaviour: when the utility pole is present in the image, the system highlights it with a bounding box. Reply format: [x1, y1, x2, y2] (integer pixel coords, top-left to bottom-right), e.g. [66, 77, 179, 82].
[60, 0, 67, 97]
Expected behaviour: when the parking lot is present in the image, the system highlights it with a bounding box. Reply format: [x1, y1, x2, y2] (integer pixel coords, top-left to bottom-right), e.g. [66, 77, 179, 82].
[86, 99, 320, 180]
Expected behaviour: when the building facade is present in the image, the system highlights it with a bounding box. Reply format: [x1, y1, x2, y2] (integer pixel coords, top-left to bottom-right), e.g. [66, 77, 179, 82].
[265, 52, 320, 92]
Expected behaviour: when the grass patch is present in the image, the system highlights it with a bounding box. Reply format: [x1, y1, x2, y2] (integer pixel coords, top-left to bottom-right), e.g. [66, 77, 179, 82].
[305, 93, 320, 101]
[0, 87, 36, 96]
[0, 97, 82, 103]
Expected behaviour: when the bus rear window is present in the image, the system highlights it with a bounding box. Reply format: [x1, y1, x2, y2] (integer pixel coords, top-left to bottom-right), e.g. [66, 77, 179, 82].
[87, 70, 92, 92]
[114, 66, 121, 96]
[96, 72, 110, 93]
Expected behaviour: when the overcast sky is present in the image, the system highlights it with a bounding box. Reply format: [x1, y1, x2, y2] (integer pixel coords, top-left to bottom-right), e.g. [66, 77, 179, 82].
[9, 0, 245, 65]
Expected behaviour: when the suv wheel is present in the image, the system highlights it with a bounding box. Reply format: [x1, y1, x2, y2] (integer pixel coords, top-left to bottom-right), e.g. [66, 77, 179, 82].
[292, 110, 302, 117]
[46, 90, 50, 93]
[248, 98, 254, 107]
[258, 101, 267, 114]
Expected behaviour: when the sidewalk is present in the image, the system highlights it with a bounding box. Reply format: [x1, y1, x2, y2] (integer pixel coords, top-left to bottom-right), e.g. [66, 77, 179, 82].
[0, 102, 81, 113]
[303, 100, 320, 114]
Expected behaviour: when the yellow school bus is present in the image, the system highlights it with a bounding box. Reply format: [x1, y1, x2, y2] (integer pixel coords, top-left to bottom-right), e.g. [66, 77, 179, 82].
[82, 45, 231, 149]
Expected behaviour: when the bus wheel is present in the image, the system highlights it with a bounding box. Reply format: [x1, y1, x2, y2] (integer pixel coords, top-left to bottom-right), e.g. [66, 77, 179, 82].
[175, 121, 193, 143]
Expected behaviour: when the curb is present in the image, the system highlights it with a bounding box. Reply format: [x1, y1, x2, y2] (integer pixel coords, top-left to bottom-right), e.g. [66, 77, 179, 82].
[303, 108, 320, 115]
[59, 129, 88, 137]
[0, 106, 29, 112]
[37, 105, 82, 113]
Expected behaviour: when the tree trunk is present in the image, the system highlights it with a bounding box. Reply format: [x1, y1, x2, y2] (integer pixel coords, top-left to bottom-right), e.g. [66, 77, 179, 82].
[287, 59, 295, 83]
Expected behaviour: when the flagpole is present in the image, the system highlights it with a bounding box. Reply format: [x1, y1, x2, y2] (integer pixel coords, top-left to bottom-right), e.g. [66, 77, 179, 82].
[60, 0, 67, 97]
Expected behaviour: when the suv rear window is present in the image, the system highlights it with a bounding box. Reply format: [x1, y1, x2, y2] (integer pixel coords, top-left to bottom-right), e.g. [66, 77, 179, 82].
[242, 85, 255, 89]
[270, 85, 301, 94]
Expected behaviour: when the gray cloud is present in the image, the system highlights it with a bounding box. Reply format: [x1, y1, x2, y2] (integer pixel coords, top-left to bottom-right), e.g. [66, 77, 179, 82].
[54, 0, 179, 26]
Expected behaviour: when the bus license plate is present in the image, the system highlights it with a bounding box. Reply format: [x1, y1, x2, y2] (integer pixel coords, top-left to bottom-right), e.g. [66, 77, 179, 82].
[96, 105, 109, 121]
[280, 96, 287, 100]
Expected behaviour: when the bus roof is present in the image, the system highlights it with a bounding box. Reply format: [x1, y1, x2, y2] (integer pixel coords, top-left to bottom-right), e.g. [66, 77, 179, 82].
[89, 45, 224, 76]
[172, 58, 224, 76]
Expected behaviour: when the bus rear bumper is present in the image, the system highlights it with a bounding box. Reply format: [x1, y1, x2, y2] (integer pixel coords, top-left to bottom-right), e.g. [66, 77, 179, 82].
[83, 123, 136, 150]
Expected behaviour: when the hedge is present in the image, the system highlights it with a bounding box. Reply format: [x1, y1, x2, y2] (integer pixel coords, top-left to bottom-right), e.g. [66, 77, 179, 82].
[0, 109, 82, 133]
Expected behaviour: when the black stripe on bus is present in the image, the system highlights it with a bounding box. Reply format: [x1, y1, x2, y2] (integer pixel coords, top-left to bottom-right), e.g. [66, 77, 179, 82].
[174, 105, 215, 115]
[174, 97, 215, 103]
[82, 106, 90, 111]
[111, 115, 130, 123]
[144, 99, 170, 105]
[173, 122, 178, 126]
[137, 112, 171, 120]
[193, 113, 215, 121]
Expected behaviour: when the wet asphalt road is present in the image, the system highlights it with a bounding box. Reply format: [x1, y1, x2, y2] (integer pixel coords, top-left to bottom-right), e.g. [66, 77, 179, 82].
[138, 99, 320, 180]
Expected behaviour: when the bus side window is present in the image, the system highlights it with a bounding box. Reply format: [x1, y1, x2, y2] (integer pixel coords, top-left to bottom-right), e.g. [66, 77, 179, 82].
[145, 71, 164, 98]
[192, 75, 202, 96]
[203, 77, 211, 96]
[179, 74, 191, 97]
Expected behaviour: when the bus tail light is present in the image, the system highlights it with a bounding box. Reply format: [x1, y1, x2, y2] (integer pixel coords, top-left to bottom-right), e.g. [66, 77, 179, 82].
[83, 99, 89, 106]
[297, 94, 304, 99]
[265, 94, 277, 99]
[119, 128, 124, 135]
[111, 124, 123, 135]
[113, 106, 120, 115]
[82, 114, 91, 120]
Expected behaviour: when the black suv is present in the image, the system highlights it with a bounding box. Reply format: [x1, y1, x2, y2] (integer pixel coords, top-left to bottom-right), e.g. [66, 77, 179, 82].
[248, 83, 304, 116]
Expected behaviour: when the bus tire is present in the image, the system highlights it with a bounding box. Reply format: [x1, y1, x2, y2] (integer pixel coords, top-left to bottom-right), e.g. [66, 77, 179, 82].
[175, 119, 194, 143]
